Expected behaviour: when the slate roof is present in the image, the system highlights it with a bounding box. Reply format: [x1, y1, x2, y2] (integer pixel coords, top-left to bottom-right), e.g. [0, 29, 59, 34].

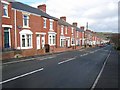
[58, 19, 72, 26]
[10, 1, 57, 20]
[10, 1, 84, 32]
[72, 25, 84, 32]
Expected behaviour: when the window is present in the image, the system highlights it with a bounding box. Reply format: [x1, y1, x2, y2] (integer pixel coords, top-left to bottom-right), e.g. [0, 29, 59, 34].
[22, 35, 25, 47]
[71, 38, 75, 45]
[3, 4, 8, 17]
[53, 36, 55, 44]
[27, 35, 32, 47]
[65, 26, 68, 34]
[72, 27, 74, 33]
[49, 36, 52, 44]
[61, 26, 64, 35]
[49, 34, 56, 45]
[50, 21, 53, 30]
[21, 34, 32, 48]
[20, 30, 33, 49]
[60, 39, 64, 47]
[43, 18, 46, 28]
[23, 15, 29, 27]
[4, 28, 10, 48]
[77, 31, 79, 38]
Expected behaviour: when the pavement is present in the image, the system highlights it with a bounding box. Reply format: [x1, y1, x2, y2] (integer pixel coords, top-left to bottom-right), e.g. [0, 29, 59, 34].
[1, 45, 119, 89]
[94, 47, 119, 89]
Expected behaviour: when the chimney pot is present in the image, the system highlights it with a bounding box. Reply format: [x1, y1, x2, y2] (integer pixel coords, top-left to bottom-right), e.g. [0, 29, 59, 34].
[73, 22, 77, 27]
[80, 26, 85, 30]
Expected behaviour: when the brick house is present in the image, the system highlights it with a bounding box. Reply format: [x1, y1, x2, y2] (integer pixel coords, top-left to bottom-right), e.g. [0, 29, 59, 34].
[1, 0, 15, 59]
[1, 0, 103, 60]
[1, 0, 58, 59]
[85, 29, 94, 46]
[55, 16, 73, 52]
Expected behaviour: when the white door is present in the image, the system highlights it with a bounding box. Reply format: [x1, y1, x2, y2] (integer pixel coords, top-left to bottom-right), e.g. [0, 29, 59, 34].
[37, 35, 40, 49]
[68, 39, 70, 47]
[41, 35, 45, 49]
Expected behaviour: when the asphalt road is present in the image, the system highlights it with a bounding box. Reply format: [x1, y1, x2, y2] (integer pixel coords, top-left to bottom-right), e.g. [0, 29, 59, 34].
[1, 45, 118, 88]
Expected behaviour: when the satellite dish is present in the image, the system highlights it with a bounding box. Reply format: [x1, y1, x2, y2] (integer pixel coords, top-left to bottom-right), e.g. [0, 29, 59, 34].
[17, 25, 22, 29]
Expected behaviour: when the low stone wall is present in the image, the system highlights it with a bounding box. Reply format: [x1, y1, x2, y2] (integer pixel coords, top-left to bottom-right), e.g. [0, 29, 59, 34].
[1, 46, 84, 60]
[2, 51, 15, 60]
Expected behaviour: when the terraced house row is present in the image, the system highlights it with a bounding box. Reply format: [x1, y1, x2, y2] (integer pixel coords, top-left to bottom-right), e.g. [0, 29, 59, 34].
[1, 0, 103, 60]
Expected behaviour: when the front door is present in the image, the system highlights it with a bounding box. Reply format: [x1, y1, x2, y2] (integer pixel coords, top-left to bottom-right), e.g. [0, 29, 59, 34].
[41, 35, 45, 49]
[36, 35, 40, 49]
[68, 39, 70, 47]
[4, 28, 10, 48]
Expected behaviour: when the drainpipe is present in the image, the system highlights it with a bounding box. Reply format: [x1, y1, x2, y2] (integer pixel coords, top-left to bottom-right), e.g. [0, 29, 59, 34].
[14, 9, 17, 49]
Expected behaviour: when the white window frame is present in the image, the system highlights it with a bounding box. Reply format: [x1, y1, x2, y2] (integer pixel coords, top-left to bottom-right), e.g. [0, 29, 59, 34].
[71, 27, 74, 33]
[61, 25, 64, 35]
[65, 26, 68, 34]
[77, 31, 79, 38]
[60, 39, 65, 47]
[49, 19, 54, 30]
[3, 4, 9, 18]
[48, 34, 56, 46]
[19, 30, 33, 49]
[71, 38, 75, 46]
[23, 14, 30, 28]
[43, 18, 47, 28]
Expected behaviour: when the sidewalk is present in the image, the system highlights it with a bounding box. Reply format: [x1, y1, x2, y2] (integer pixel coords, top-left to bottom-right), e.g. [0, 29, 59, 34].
[95, 48, 119, 89]
[2, 47, 87, 63]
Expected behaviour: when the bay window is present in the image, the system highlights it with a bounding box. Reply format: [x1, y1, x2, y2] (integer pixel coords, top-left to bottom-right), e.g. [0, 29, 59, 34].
[20, 30, 33, 49]
[48, 34, 56, 45]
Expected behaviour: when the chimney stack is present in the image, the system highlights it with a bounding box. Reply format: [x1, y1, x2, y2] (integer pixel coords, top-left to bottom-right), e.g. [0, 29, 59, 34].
[80, 26, 85, 31]
[60, 16, 66, 21]
[73, 22, 77, 27]
[37, 4, 46, 13]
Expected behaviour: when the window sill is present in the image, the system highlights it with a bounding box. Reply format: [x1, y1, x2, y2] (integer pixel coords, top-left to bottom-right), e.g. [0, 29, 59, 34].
[49, 44, 56, 46]
[22, 26, 30, 29]
[2, 16, 10, 18]
[17, 46, 33, 49]
[44, 27, 46, 29]
[61, 34, 64, 35]
[71, 44, 75, 46]
[49, 29, 54, 31]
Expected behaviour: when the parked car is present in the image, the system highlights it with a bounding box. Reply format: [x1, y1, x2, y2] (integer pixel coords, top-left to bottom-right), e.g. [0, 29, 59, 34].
[98, 44, 104, 47]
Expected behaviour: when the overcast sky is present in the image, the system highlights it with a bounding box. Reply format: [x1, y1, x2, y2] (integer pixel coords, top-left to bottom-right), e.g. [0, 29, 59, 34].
[18, 0, 118, 33]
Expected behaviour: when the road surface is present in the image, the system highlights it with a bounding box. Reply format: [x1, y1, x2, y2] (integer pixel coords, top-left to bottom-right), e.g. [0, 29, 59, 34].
[1, 45, 118, 88]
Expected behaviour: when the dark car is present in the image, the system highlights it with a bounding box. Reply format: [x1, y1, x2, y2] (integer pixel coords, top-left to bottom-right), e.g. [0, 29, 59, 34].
[98, 44, 104, 47]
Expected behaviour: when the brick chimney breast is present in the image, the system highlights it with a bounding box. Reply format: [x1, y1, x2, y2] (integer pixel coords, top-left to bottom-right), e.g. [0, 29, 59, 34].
[73, 22, 77, 27]
[80, 26, 85, 30]
[60, 16, 66, 21]
[37, 4, 46, 13]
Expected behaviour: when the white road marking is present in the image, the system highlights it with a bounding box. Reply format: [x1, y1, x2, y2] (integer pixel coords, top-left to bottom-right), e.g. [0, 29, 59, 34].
[80, 55, 83, 57]
[37, 56, 56, 61]
[82, 53, 88, 56]
[0, 68, 44, 85]
[58, 57, 76, 65]
[90, 51, 111, 90]
[3, 56, 56, 65]
[79, 49, 85, 51]
[90, 51, 94, 54]
[3, 58, 35, 65]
